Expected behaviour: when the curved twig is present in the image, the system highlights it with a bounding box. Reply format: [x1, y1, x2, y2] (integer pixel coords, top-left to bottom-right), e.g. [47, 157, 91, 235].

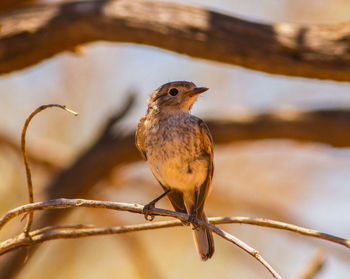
[21, 105, 78, 235]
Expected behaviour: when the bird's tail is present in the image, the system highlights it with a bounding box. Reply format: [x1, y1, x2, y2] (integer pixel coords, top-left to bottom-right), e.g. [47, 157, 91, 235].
[192, 212, 215, 261]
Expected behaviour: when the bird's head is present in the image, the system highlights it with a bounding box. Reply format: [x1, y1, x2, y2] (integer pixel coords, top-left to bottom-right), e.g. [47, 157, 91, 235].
[148, 81, 208, 113]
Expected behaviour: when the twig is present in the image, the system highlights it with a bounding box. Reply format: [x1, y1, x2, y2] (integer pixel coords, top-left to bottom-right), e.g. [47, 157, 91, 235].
[0, 221, 182, 255]
[0, 207, 283, 279]
[0, 200, 348, 249]
[293, 250, 326, 279]
[205, 221, 282, 278]
[30, 224, 95, 236]
[20, 105, 78, 235]
[209, 217, 350, 249]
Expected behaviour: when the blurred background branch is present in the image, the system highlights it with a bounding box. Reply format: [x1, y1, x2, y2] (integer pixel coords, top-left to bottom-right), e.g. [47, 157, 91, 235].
[0, 0, 39, 14]
[0, 133, 59, 171]
[3, 107, 350, 173]
[0, 0, 350, 80]
[293, 250, 326, 279]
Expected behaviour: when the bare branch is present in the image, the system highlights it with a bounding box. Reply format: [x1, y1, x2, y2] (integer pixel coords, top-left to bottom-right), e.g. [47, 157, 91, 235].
[30, 224, 95, 236]
[21, 104, 78, 234]
[0, 0, 350, 80]
[209, 217, 350, 249]
[0, 199, 349, 251]
[0, 200, 286, 278]
[1, 220, 284, 278]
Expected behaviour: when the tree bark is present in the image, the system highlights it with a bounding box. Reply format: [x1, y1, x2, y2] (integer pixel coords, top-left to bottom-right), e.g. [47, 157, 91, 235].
[0, 0, 350, 80]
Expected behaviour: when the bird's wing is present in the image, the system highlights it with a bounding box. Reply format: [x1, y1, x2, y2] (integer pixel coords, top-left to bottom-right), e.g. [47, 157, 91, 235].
[196, 118, 214, 215]
[135, 116, 147, 160]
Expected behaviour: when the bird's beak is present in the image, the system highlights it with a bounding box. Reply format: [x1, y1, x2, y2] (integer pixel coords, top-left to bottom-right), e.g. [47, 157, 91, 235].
[187, 87, 209, 95]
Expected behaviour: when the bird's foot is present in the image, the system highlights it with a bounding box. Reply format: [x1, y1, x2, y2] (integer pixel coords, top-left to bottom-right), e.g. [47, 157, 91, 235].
[187, 212, 200, 230]
[143, 202, 156, 221]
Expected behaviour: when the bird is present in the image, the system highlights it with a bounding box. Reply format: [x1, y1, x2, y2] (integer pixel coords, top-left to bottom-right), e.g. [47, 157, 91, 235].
[135, 81, 214, 261]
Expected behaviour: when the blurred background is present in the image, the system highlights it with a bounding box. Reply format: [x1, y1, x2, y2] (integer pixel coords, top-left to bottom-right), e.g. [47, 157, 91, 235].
[0, 0, 350, 278]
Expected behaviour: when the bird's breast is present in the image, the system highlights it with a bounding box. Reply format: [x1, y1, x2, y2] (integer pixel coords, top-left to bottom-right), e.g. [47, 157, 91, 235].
[144, 115, 208, 191]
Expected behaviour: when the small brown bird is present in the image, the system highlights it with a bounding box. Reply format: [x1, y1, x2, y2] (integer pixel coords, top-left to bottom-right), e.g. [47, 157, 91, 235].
[135, 81, 214, 260]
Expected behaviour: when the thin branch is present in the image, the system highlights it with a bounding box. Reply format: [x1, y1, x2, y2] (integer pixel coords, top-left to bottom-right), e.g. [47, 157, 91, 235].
[205, 221, 282, 278]
[0, 220, 177, 255]
[1, 199, 350, 278]
[0, 0, 350, 80]
[293, 250, 326, 279]
[0, 199, 349, 249]
[209, 217, 350, 249]
[0, 203, 283, 279]
[30, 224, 95, 236]
[21, 105, 78, 235]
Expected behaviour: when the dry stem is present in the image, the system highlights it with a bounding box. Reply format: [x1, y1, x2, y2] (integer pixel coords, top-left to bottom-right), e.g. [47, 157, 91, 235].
[21, 105, 78, 235]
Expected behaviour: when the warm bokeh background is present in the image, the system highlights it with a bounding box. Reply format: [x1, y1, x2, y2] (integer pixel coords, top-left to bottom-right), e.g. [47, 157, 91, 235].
[0, 1, 350, 278]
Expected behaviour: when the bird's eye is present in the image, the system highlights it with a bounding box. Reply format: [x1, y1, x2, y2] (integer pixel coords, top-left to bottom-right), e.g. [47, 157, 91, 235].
[169, 88, 178, 96]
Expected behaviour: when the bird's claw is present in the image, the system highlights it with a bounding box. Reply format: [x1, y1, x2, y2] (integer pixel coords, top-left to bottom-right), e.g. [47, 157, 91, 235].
[188, 213, 200, 230]
[143, 202, 156, 221]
